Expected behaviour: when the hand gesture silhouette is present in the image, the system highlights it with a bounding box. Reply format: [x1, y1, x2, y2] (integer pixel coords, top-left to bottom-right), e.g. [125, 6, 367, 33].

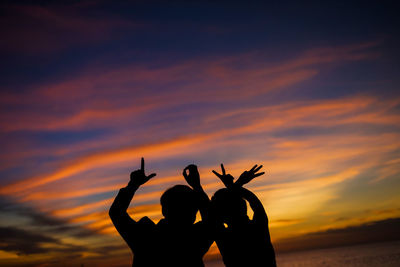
[128, 158, 156, 188]
[212, 164, 235, 188]
[235, 164, 264, 187]
[183, 164, 201, 190]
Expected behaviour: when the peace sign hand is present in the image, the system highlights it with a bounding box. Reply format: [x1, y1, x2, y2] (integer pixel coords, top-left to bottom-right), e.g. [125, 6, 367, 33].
[128, 158, 156, 188]
[235, 164, 265, 187]
[212, 164, 235, 188]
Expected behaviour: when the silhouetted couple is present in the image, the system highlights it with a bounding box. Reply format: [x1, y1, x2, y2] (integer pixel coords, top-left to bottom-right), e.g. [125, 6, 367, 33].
[109, 158, 276, 267]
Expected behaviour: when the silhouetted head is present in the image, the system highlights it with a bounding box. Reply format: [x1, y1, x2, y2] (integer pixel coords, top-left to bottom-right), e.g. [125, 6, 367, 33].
[211, 188, 248, 225]
[160, 185, 198, 226]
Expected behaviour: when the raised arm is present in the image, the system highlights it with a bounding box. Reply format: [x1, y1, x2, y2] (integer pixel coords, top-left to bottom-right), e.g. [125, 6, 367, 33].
[212, 164, 276, 265]
[238, 186, 268, 225]
[235, 168, 276, 266]
[183, 164, 210, 221]
[109, 158, 156, 242]
[213, 164, 268, 225]
[234, 164, 268, 225]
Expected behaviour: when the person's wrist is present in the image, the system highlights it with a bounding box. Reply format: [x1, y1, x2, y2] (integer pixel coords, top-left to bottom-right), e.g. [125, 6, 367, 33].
[229, 183, 241, 191]
[223, 182, 232, 189]
[126, 181, 140, 190]
[192, 184, 203, 191]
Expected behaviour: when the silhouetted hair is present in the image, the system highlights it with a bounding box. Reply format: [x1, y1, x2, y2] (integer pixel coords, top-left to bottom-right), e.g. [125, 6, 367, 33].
[160, 185, 198, 224]
[211, 188, 247, 223]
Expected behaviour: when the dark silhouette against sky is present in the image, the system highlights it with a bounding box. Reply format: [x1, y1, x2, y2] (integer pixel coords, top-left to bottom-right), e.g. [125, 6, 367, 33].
[0, 1, 399, 266]
[110, 159, 213, 266]
[110, 159, 277, 266]
[211, 164, 276, 266]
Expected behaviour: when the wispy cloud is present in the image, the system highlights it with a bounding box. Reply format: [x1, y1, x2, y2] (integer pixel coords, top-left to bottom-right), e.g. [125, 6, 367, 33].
[0, 3, 137, 54]
[0, 41, 379, 134]
[274, 217, 400, 252]
[0, 24, 398, 264]
[2, 0, 399, 265]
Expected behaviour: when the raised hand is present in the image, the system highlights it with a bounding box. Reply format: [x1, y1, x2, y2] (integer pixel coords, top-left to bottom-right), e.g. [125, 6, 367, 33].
[128, 158, 156, 188]
[183, 164, 201, 190]
[212, 164, 234, 188]
[235, 164, 264, 187]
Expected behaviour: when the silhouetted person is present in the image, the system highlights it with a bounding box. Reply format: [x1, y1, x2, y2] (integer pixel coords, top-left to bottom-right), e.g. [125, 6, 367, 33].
[211, 164, 276, 267]
[109, 158, 212, 267]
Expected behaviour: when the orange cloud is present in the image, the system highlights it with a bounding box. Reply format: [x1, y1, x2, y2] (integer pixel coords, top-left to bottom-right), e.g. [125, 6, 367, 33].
[2, 94, 399, 202]
[0, 41, 380, 134]
[1, 84, 398, 248]
[0, 135, 209, 196]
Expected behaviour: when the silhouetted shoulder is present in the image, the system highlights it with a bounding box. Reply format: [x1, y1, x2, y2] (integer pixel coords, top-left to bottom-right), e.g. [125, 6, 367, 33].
[137, 216, 155, 226]
[122, 216, 157, 255]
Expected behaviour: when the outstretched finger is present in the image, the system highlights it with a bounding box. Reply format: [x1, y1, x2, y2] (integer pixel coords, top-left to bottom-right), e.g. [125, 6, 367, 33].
[141, 157, 145, 171]
[147, 173, 157, 180]
[221, 164, 226, 175]
[212, 170, 222, 178]
[250, 164, 258, 172]
[183, 167, 189, 178]
[253, 172, 265, 178]
[254, 165, 263, 173]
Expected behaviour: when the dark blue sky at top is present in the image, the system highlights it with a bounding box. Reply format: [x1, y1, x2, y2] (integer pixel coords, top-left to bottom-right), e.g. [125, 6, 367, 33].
[1, 0, 399, 96]
[1, 0, 399, 170]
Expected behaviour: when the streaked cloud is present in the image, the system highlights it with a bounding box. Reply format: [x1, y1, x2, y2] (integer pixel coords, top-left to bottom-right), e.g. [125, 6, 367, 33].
[274, 217, 400, 252]
[1, 1, 399, 265]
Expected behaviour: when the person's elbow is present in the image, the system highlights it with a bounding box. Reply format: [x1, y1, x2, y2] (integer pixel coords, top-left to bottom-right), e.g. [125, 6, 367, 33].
[109, 203, 118, 220]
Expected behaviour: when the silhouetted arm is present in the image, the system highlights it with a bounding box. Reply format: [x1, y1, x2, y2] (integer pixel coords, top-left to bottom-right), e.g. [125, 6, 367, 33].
[213, 164, 276, 265]
[196, 186, 211, 222]
[109, 158, 156, 244]
[109, 183, 139, 238]
[238, 186, 276, 266]
[211, 164, 238, 235]
[234, 164, 267, 224]
[183, 164, 210, 221]
[213, 163, 270, 224]
[238, 186, 268, 225]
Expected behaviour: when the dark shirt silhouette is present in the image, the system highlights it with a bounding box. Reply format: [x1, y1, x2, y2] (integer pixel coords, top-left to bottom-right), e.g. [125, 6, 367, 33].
[109, 159, 212, 267]
[211, 164, 276, 267]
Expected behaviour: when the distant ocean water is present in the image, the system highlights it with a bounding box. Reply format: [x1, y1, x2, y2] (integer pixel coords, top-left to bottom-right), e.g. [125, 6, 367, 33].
[205, 241, 400, 267]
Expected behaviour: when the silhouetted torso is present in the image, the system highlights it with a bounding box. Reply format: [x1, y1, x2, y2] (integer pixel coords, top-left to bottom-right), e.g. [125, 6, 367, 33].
[157, 219, 211, 266]
[110, 188, 212, 267]
[215, 218, 276, 267]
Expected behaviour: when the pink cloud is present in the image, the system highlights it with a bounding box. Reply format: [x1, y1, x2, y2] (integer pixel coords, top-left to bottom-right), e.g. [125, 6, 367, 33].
[0, 41, 380, 134]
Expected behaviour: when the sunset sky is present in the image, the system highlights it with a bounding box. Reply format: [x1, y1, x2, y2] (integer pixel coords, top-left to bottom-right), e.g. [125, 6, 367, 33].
[1, 1, 400, 266]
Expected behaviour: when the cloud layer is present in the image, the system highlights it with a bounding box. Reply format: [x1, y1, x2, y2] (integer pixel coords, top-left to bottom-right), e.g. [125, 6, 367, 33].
[1, 1, 400, 266]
